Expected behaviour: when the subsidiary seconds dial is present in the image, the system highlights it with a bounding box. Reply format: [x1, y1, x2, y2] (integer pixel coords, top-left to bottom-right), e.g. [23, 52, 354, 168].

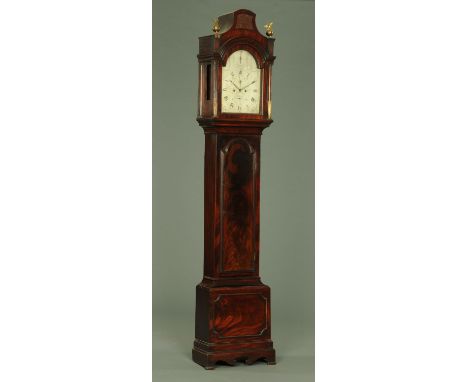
[221, 50, 261, 114]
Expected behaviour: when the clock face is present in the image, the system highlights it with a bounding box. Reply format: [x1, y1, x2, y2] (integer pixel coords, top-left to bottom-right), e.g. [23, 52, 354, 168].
[221, 50, 261, 114]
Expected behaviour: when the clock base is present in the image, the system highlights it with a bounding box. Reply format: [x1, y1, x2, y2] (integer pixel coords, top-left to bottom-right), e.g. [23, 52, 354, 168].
[192, 342, 276, 370]
[193, 283, 276, 369]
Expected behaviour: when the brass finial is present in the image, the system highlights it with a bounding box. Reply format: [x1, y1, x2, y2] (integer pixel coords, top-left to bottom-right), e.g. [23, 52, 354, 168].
[212, 18, 221, 38]
[264, 22, 273, 37]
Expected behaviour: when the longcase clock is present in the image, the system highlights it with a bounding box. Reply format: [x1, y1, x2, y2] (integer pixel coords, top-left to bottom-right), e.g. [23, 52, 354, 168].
[193, 9, 276, 369]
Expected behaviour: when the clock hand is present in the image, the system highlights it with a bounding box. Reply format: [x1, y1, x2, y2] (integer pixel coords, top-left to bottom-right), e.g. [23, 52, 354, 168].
[228, 80, 241, 91]
[240, 81, 256, 91]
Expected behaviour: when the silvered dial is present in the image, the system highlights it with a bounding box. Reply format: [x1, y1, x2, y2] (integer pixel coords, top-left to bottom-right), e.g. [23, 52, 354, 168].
[221, 50, 261, 114]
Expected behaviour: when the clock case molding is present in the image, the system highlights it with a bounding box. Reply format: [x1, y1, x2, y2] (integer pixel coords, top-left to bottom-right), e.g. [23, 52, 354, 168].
[193, 9, 277, 369]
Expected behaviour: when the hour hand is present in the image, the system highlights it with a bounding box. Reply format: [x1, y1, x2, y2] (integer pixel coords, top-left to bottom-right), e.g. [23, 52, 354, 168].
[226, 79, 241, 90]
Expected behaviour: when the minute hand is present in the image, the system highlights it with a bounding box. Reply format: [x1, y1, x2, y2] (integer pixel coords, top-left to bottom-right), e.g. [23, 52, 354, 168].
[240, 81, 256, 91]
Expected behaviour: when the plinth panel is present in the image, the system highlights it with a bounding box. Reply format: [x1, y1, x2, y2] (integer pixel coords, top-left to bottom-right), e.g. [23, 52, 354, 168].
[194, 284, 272, 343]
[213, 293, 267, 338]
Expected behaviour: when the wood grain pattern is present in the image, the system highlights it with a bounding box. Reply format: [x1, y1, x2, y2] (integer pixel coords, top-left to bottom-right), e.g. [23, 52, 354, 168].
[236, 13, 254, 30]
[220, 138, 256, 272]
[213, 293, 267, 338]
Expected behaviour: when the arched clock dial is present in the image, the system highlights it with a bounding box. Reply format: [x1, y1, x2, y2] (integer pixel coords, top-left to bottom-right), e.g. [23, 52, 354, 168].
[221, 50, 261, 114]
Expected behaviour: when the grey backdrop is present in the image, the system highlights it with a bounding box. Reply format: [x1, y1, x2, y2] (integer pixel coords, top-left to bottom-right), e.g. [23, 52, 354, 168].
[153, 0, 314, 380]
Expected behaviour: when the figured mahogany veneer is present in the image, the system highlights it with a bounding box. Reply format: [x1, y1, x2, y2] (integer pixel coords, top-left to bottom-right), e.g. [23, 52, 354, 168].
[220, 137, 256, 273]
[193, 9, 276, 369]
[213, 293, 267, 338]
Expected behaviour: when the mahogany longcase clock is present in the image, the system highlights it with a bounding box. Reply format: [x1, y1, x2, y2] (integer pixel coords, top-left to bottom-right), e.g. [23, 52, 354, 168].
[193, 9, 276, 369]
